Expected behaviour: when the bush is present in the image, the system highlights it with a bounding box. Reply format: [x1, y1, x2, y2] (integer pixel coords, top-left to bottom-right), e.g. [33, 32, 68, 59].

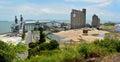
[78, 43, 88, 57]
[115, 41, 120, 52]
[49, 40, 59, 50]
[39, 43, 50, 50]
[39, 40, 59, 50]
[28, 47, 38, 59]
[0, 40, 9, 51]
[28, 42, 38, 59]
[0, 50, 15, 62]
[0, 40, 16, 62]
[28, 42, 37, 49]
[78, 43, 103, 58]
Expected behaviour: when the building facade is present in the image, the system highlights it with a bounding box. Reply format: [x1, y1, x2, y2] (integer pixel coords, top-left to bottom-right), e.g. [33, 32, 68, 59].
[91, 14, 100, 28]
[71, 9, 86, 29]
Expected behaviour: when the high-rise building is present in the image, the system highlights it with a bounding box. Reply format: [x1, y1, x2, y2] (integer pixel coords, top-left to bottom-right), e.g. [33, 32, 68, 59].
[91, 14, 100, 28]
[71, 9, 86, 29]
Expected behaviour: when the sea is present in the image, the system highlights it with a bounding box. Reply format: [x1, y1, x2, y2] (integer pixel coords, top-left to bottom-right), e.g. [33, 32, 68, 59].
[0, 21, 14, 34]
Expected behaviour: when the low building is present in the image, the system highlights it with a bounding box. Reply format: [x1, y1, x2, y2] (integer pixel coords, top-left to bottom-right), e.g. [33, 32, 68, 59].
[11, 19, 70, 34]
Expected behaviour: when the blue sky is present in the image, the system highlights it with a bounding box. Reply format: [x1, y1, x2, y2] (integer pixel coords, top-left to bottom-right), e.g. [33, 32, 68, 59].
[0, 0, 120, 23]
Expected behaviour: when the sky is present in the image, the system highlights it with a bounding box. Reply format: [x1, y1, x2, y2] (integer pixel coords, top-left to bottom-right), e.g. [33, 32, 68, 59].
[0, 0, 120, 23]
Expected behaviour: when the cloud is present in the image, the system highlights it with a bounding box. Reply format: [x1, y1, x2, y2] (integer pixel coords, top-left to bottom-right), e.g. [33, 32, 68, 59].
[16, 4, 72, 16]
[94, 0, 113, 7]
[65, 0, 113, 7]
[0, 0, 119, 22]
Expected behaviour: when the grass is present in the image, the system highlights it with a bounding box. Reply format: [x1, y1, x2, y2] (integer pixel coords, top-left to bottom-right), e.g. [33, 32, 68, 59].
[102, 25, 114, 30]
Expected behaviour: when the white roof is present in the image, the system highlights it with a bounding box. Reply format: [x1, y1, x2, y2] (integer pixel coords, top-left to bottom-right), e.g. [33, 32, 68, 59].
[24, 20, 61, 24]
[115, 24, 120, 26]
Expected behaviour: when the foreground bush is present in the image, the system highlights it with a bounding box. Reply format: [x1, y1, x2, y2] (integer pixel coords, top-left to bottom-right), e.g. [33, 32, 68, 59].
[49, 40, 59, 50]
[0, 40, 28, 62]
[39, 40, 59, 50]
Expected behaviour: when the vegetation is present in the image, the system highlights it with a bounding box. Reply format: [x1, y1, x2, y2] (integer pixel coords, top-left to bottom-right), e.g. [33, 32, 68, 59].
[28, 27, 59, 59]
[18, 32, 120, 62]
[38, 27, 46, 44]
[104, 22, 116, 26]
[22, 33, 26, 40]
[39, 40, 59, 50]
[1, 26, 120, 62]
[102, 25, 114, 30]
[0, 40, 28, 62]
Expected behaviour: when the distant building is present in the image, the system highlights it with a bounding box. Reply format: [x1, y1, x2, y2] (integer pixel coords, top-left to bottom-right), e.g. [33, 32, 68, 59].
[91, 14, 100, 28]
[115, 24, 120, 32]
[11, 17, 69, 34]
[71, 9, 86, 29]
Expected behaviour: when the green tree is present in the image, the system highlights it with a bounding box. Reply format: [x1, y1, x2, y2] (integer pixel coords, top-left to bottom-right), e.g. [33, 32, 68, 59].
[22, 33, 26, 40]
[38, 27, 46, 44]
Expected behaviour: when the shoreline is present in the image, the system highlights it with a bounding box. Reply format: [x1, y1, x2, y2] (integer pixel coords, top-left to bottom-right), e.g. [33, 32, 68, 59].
[0, 32, 12, 35]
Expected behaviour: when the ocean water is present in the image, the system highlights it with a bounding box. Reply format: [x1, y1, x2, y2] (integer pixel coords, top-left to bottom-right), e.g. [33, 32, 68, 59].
[0, 21, 14, 34]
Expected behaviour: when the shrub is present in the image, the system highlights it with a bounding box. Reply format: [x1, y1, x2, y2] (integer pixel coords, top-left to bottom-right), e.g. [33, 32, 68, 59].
[28, 47, 38, 59]
[49, 40, 59, 50]
[0, 40, 16, 62]
[39, 40, 59, 50]
[78, 43, 89, 57]
[78, 43, 102, 58]
[39, 43, 50, 50]
[28, 42, 37, 49]
[0, 50, 15, 62]
[115, 41, 120, 52]
[0, 40, 9, 51]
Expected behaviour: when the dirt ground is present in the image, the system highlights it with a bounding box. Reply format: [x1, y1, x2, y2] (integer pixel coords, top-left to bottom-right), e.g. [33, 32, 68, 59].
[53, 29, 109, 43]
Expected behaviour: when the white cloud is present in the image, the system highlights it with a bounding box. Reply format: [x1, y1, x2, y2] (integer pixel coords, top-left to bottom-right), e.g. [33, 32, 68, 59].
[16, 4, 72, 16]
[94, 0, 113, 7]
[0, 0, 119, 22]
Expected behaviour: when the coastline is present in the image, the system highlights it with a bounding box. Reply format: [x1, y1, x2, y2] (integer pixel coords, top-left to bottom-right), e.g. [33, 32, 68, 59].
[0, 32, 12, 35]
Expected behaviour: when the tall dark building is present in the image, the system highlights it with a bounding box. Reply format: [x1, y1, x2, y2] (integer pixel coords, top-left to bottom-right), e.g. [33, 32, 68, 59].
[20, 15, 23, 22]
[15, 16, 18, 24]
[91, 14, 100, 28]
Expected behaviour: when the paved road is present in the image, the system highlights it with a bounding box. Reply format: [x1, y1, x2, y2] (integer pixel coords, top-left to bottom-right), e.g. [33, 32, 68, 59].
[25, 31, 32, 44]
[18, 31, 32, 60]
